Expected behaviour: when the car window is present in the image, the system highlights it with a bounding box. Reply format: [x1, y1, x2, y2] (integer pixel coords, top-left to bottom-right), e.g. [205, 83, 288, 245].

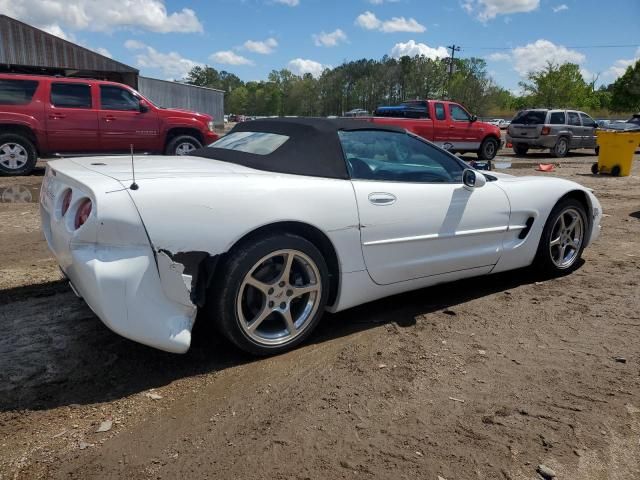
[449, 104, 471, 121]
[338, 130, 464, 183]
[100, 86, 140, 111]
[580, 113, 596, 128]
[567, 111, 581, 126]
[435, 103, 446, 120]
[51, 83, 92, 109]
[0, 79, 39, 105]
[208, 131, 289, 155]
[512, 110, 547, 125]
[549, 111, 566, 124]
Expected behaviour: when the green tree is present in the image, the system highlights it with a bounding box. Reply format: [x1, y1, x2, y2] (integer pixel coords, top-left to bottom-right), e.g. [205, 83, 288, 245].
[518, 62, 592, 108]
[610, 59, 640, 112]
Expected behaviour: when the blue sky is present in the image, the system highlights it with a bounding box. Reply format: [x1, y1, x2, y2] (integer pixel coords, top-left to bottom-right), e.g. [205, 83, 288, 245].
[1, 0, 639, 92]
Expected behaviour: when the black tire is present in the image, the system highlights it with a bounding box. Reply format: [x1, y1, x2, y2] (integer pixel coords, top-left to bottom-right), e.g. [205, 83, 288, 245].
[0, 133, 37, 176]
[210, 233, 329, 356]
[551, 137, 569, 158]
[591, 163, 599, 175]
[478, 137, 499, 160]
[165, 135, 202, 156]
[534, 198, 588, 276]
[611, 165, 621, 177]
[513, 144, 529, 156]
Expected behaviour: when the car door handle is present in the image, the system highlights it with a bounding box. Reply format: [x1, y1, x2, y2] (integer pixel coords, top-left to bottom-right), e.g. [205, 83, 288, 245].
[104, 116, 117, 122]
[48, 114, 66, 120]
[368, 192, 396, 206]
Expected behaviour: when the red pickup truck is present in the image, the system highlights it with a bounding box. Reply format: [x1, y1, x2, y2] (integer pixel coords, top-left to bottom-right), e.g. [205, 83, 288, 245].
[0, 74, 219, 176]
[369, 100, 502, 160]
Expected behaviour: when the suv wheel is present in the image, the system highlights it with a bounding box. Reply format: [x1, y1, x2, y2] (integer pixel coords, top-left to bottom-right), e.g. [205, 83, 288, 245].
[513, 144, 528, 156]
[165, 135, 202, 156]
[477, 137, 499, 160]
[0, 134, 37, 176]
[551, 137, 569, 158]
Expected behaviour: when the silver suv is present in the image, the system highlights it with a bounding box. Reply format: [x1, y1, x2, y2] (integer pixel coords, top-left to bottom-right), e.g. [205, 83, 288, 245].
[506, 109, 598, 158]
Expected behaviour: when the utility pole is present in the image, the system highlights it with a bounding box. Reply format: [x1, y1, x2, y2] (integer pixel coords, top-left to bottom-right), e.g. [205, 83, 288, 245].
[446, 44, 460, 97]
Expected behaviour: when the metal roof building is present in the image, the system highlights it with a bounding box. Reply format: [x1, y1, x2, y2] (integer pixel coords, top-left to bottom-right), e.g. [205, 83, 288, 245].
[0, 15, 224, 125]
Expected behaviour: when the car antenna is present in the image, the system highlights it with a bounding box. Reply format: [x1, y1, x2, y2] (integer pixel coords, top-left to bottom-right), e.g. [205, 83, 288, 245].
[129, 144, 139, 190]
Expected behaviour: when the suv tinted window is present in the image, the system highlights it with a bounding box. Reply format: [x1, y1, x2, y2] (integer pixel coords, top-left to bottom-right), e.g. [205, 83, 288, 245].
[513, 110, 547, 125]
[0, 80, 39, 105]
[567, 111, 581, 126]
[449, 104, 471, 121]
[338, 130, 463, 183]
[100, 86, 140, 111]
[51, 83, 92, 108]
[580, 113, 596, 127]
[549, 111, 566, 124]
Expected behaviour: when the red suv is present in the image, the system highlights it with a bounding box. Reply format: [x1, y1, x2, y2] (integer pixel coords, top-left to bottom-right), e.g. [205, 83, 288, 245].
[0, 74, 219, 175]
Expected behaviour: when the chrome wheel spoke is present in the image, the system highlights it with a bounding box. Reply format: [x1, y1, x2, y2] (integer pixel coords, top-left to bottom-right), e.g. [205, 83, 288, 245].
[550, 236, 561, 247]
[549, 207, 584, 269]
[281, 309, 297, 335]
[291, 284, 320, 299]
[248, 305, 272, 332]
[280, 253, 295, 284]
[246, 276, 272, 295]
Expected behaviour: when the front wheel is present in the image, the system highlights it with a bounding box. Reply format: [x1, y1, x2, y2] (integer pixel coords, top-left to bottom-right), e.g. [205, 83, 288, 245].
[534, 198, 588, 275]
[210, 233, 329, 355]
[478, 137, 499, 160]
[165, 135, 202, 156]
[0, 134, 37, 176]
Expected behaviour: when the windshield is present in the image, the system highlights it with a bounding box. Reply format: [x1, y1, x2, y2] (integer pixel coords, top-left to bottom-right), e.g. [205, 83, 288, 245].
[208, 131, 289, 155]
[512, 110, 547, 125]
[629, 116, 640, 125]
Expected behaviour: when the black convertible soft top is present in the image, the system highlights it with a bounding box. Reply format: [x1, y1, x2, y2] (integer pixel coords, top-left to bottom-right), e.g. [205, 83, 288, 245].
[191, 117, 404, 179]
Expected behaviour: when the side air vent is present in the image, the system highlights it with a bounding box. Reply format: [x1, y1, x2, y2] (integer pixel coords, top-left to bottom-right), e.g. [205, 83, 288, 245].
[518, 217, 535, 239]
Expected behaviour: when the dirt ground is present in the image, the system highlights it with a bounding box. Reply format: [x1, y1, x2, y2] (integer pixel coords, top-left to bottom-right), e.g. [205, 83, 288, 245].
[1, 148, 639, 480]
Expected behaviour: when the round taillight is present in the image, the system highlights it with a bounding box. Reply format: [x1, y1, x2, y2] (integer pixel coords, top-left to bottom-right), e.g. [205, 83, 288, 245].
[61, 189, 72, 216]
[74, 199, 92, 229]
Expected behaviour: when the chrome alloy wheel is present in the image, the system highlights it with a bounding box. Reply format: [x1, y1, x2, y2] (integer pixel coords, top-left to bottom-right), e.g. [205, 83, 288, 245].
[175, 142, 196, 155]
[236, 249, 322, 346]
[549, 207, 584, 269]
[0, 143, 28, 170]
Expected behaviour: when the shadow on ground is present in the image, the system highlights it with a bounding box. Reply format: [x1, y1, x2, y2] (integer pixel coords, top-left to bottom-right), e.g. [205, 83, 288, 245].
[0, 265, 558, 412]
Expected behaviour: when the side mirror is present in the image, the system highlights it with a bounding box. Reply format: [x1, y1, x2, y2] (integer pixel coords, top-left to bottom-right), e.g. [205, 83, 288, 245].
[139, 100, 149, 113]
[470, 114, 477, 122]
[463, 168, 486, 189]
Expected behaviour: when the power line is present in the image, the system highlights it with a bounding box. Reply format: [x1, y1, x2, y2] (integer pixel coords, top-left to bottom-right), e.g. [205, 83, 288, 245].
[461, 43, 640, 51]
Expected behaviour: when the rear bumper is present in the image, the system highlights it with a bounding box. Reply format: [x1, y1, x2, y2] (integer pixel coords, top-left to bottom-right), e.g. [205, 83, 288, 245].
[507, 134, 557, 149]
[40, 164, 197, 353]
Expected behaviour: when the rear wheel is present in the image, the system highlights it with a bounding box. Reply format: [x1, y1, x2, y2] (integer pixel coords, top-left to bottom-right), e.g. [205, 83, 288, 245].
[478, 137, 499, 160]
[165, 135, 202, 156]
[513, 144, 529, 156]
[611, 165, 621, 177]
[551, 137, 569, 158]
[210, 233, 329, 355]
[0, 134, 37, 176]
[534, 198, 587, 275]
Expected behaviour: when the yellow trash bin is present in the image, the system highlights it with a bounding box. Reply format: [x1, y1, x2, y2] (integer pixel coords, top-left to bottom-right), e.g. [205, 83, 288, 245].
[593, 130, 640, 177]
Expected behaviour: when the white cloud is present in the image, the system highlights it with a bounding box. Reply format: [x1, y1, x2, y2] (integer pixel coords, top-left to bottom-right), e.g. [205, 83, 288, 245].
[287, 58, 328, 77]
[210, 51, 254, 66]
[511, 39, 585, 76]
[243, 38, 278, 54]
[94, 47, 113, 58]
[552, 4, 568, 12]
[486, 52, 511, 61]
[0, 0, 202, 33]
[41, 24, 76, 42]
[124, 41, 200, 79]
[604, 48, 640, 80]
[391, 40, 448, 59]
[355, 11, 425, 33]
[312, 29, 348, 47]
[273, 0, 299, 5]
[462, 0, 539, 21]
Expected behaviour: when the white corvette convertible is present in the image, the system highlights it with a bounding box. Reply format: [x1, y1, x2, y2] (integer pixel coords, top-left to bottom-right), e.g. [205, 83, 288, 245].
[40, 118, 602, 355]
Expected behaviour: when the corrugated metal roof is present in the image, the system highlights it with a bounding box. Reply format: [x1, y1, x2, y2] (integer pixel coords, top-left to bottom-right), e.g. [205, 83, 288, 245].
[0, 15, 138, 73]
